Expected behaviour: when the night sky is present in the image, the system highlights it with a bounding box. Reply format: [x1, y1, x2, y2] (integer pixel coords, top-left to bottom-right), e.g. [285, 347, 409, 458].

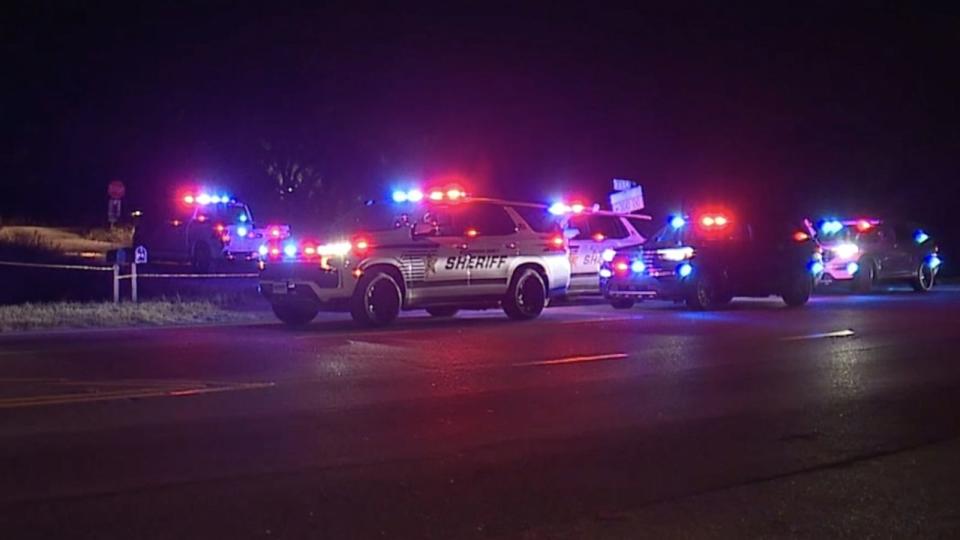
[3, 3, 959, 249]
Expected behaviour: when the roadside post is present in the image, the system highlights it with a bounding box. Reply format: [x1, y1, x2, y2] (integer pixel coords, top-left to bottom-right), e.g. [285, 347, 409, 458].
[107, 180, 125, 229]
[113, 264, 120, 303]
[132, 246, 148, 302]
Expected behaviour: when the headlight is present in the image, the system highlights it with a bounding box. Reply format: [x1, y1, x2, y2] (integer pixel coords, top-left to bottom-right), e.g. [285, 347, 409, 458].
[658, 246, 694, 261]
[832, 243, 859, 259]
[317, 241, 352, 256]
[601, 248, 616, 262]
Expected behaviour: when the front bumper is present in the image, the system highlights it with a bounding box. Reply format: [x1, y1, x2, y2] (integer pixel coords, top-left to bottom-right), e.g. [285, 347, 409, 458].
[259, 262, 351, 308]
[602, 274, 685, 300]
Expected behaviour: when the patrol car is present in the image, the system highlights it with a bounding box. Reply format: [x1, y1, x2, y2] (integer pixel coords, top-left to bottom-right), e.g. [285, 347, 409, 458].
[815, 218, 941, 292]
[259, 188, 572, 327]
[547, 202, 650, 295]
[600, 209, 820, 310]
[132, 190, 290, 271]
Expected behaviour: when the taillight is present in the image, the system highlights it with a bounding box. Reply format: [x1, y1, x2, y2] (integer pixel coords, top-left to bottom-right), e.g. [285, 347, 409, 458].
[353, 237, 370, 255]
[793, 231, 810, 242]
[548, 235, 565, 250]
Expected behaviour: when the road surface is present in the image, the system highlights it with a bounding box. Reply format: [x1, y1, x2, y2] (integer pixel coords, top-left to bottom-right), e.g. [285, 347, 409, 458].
[2, 289, 959, 538]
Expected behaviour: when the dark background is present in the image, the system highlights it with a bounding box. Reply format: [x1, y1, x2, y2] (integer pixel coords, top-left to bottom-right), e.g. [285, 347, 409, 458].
[2, 3, 958, 259]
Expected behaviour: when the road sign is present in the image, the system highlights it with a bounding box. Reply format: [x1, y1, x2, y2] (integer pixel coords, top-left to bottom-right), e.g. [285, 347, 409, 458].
[612, 178, 637, 191]
[108, 199, 122, 225]
[134, 245, 148, 264]
[609, 185, 645, 213]
[108, 180, 126, 199]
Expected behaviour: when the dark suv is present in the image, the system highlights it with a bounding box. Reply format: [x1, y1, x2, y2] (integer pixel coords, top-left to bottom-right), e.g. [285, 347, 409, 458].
[600, 210, 820, 310]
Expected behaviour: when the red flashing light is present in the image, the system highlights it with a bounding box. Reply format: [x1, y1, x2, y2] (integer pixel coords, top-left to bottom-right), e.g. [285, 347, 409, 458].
[354, 238, 370, 253]
[196, 215, 207, 222]
[183, 195, 195, 204]
[699, 214, 730, 228]
[793, 231, 810, 242]
[214, 223, 225, 233]
[592, 233, 605, 242]
[549, 235, 565, 249]
[615, 261, 629, 273]
[221, 234, 230, 243]
[447, 189, 464, 200]
[429, 191, 444, 201]
[856, 219, 873, 232]
[303, 244, 316, 256]
[270, 248, 280, 257]
[571, 202, 585, 214]
[465, 228, 479, 238]
[270, 227, 281, 237]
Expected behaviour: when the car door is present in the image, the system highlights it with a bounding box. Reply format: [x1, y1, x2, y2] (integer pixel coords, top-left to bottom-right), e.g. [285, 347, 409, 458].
[455, 203, 519, 297]
[410, 206, 473, 302]
[872, 224, 910, 278]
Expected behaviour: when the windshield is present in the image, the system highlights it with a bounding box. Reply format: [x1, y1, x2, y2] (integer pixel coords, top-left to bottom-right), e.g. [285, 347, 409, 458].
[322, 201, 410, 234]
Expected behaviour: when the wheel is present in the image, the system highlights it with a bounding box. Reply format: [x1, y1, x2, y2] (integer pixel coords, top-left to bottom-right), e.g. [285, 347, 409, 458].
[350, 269, 402, 327]
[910, 261, 936, 292]
[192, 242, 212, 273]
[851, 258, 874, 293]
[426, 306, 459, 318]
[502, 268, 547, 320]
[271, 303, 319, 327]
[781, 273, 813, 307]
[685, 272, 722, 310]
[609, 298, 635, 309]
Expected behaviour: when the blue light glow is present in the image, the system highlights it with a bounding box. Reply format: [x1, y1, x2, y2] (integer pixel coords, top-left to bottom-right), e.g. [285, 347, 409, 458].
[237, 226, 248, 237]
[392, 190, 408, 203]
[631, 260, 646, 273]
[283, 243, 297, 257]
[820, 220, 844, 235]
[258, 245, 268, 256]
[810, 261, 825, 275]
[846, 262, 860, 274]
[677, 262, 693, 278]
[407, 189, 424, 202]
[928, 254, 942, 269]
[599, 268, 613, 279]
[549, 202, 569, 215]
[915, 230, 929, 244]
[670, 215, 686, 229]
[238, 214, 248, 222]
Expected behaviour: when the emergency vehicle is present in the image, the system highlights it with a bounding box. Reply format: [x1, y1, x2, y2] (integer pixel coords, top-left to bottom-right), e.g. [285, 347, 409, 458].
[132, 190, 291, 271]
[600, 209, 820, 309]
[259, 187, 572, 327]
[547, 201, 650, 294]
[815, 218, 941, 292]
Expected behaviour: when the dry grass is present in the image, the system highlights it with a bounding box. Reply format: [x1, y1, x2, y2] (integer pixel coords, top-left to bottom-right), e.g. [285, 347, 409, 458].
[0, 300, 267, 332]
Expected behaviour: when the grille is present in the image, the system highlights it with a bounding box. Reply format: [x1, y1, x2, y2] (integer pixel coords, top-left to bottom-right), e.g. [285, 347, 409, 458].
[642, 251, 676, 277]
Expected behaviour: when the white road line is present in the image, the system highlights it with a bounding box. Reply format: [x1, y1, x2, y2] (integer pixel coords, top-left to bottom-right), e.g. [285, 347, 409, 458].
[513, 353, 628, 367]
[781, 329, 856, 341]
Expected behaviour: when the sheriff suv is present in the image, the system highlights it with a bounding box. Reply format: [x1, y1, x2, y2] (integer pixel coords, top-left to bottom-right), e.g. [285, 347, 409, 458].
[600, 210, 821, 310]
[259, 189, 572, 327]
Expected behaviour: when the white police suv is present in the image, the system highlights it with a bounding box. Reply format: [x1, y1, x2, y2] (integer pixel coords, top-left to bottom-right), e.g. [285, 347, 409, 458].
[259, 188, 572, 326]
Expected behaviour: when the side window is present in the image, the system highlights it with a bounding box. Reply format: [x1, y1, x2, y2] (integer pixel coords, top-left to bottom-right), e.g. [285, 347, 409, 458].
[625, 217, 649, 240]
[458, 204, 517, 236]
[509, 206, 561, 233]
[567, 215, 591, 240]
[892, 222, 913, 243]
[589, 215, 629, 240]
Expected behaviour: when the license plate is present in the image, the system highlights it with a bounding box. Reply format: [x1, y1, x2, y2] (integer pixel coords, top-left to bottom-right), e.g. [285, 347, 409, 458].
[272, 282, 288, 295]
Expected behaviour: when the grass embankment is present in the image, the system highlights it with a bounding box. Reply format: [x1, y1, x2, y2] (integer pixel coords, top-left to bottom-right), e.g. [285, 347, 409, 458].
[0, 299, 267, 332]
[0, 225, 132, 262]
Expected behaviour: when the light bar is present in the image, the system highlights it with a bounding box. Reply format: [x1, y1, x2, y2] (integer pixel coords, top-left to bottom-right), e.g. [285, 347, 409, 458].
[820, 220, 844, 235]
[670, 216, 686, 229]
[658, 246, 694, 261]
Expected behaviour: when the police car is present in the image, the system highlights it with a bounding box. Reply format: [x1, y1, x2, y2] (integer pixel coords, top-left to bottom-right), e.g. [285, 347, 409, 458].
[815, 218, 941, 292]
[259, 188, 572, 326]
[133, 190, 291, 271]
[547, 202, 650, 295]
[600, 209, 821, 309]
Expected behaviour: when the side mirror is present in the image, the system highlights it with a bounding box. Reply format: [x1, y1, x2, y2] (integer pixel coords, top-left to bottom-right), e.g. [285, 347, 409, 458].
[563, 228, 580, 240]
[412, 221, 436, 238]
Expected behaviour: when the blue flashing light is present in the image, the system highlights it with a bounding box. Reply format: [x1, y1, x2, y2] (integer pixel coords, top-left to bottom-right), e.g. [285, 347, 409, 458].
[599, 268, 613, 279]
[677, 262, 693, 278]
[238, 214, 248, 222]
[630, 260, 646, 274]
[549, 202, 569, 216]
[915, 230, 929, 244]
[810, 261, 825, 275]
[392, 190, 408, 203]
[258, 245, 268, 257]
[237, 226, 248, 237]
[846, 262, 860, 275]
[670, 215, 686, 229]
[928, 254, 942, 270]
[283, 243, 297, 257]
[408, 189, 424, 202]
[820, 220, 843, 235]
[196, 194, 211, 205]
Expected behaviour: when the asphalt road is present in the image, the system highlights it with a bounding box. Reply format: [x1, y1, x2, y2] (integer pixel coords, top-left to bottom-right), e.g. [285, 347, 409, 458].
[1, 288, 960, 538]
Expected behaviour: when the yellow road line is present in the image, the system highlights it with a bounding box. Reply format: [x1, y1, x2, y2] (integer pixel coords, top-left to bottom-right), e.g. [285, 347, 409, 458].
[0, 381, 274, 409]
[514, 353, 628, 367]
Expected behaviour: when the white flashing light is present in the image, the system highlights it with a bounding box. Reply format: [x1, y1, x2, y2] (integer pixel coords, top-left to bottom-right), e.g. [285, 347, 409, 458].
[810, 261, 825, 275]
[659, 246, 694, 261]
[548, 202, 569, 215]
[846, 262, 860, 275]
[570, 202, 585, 214]
[833, 243, 860, 259]
[630, 260, 646, 274]
[258, 245, 268, 257]
[237, 226, 248, 237]
[196, 194, 211, 205]
[392, 191, 408, 203]
[599, 268, 613, 279]
[670, 216, 685, 229]
[407, 189, 424, 202]
[601, 248, 616, 262]
[317, 241, 352, 256]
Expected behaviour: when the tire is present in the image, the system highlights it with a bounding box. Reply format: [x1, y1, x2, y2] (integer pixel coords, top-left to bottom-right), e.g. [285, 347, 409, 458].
[192, 242, 212, 273]
[910, 261, 936, 292]
[851, 259, 874, 293]
[426, 306, 459, 318]
[350, 269, 402, 327]
[781, 273, 813, 307]
[502, 268, 547, 320]
[271, 303, 319, 327]
[609, 298, 635, 309]
[685, 272, 721, 310]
